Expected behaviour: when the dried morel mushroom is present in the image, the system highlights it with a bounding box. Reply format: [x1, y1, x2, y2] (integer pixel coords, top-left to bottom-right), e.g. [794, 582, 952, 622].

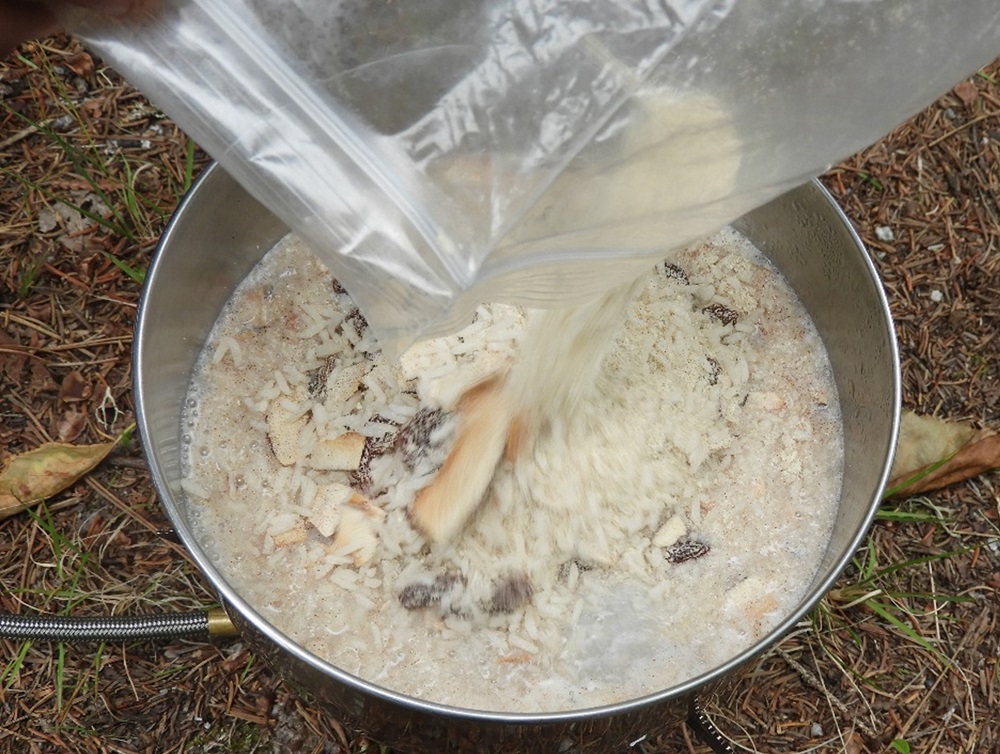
[349, 414, 400, 494]
[662, 263, 690, 284]
[399, 582, 439, 611]
[665, 539, 711, 564]
[341, 307, 368, 335]
[706, 357, 722, 386]
[395, 407, 449, 468]
[702, 303, 739, 326]
[487, 573, 534, 615]
[557, 559, 594, 582]
[307, 356, 337, 398]
[398, 570, 465, 611]
[348, 440, 380, 494]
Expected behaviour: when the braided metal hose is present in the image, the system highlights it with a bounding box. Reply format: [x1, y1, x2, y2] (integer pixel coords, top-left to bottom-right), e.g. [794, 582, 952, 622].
[0, 608, 237, 642]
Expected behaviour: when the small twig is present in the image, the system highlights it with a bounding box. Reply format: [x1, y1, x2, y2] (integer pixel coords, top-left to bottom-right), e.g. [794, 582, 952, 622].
[83, 477, 159, 536]
[106, 456, 149, 470]
[905, 109, 1000, 160]
[0, 346, 49, 363]
[896, 609, 989, 741]
[0, 335, 131, 355]
[775, 646, 879, 738]
[4, 312, 60, 339]
[0, 123, 41, 151]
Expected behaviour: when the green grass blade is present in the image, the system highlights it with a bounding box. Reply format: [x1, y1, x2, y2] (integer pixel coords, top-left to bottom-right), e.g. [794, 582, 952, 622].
[102, 252, 146, 284]
[183, 137, 197, 193]
[883, 453, 954, 499]
[875, 508, 945, 524]
[1, 641, 33, 689]
[873, 547, 973, 581]
[865, 599, 949, 663]
[120, 158, 143, 227]
[1, 163, 134, 240]
[1, 105, 135, 240]
[56, 642, 66, 710]
[880, 591, 974, 605]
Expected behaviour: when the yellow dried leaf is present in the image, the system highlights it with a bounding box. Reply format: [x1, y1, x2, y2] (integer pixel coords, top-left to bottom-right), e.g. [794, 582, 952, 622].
[887, 410, 999, 497]
[890, 410, 975, 480]
[0, 441, 117, 519]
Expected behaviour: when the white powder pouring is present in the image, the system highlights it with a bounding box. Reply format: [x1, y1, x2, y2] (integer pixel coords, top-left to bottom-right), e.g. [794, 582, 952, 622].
[408, 91, 746, 542]
[407, 279, 641, 542]
[181, 225, 843, 712]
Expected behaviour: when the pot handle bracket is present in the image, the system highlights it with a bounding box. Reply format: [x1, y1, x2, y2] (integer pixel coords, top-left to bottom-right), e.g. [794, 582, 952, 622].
[687, 696, 736, 754]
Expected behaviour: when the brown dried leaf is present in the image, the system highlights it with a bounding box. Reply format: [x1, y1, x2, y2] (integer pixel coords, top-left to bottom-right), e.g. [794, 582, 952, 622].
[844, 731, 868, 754]
[0, 332, 27, 381]
[57, 410, 88, 442]
[0, 440, 116, 519]
[953, 80, 979, 107]
[887, 411, 999, 497]
[59, 370, 91, 402]
[30, 360, 58, 392]
[62, 51, 94, 77]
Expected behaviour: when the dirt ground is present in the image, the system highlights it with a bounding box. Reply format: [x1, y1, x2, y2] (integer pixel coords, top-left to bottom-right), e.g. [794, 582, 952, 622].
[1, 36, 998, 754]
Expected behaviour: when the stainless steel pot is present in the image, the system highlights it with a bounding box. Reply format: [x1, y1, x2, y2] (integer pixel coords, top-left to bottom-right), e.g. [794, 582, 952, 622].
[134, 164, 900, 753]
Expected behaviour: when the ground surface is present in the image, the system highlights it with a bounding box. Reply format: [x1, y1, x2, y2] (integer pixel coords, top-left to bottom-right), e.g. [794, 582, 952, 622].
[1, 37, 998, 754]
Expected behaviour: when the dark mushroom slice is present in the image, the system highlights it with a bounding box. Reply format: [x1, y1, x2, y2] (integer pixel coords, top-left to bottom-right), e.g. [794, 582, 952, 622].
[665, 539, 711, 564]
[487, 572, 534, 615]
[702, 303, 739, 326]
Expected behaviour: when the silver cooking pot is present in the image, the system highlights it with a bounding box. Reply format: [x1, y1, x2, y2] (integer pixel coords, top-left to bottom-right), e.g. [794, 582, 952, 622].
[134, 164, 899, 753]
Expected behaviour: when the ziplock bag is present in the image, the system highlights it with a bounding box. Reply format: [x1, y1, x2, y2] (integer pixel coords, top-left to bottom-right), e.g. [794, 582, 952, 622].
[62, 0, 1000, 351]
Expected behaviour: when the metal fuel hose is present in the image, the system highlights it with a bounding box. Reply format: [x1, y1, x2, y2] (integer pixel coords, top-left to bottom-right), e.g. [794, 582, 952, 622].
[0, 608, 237, 642]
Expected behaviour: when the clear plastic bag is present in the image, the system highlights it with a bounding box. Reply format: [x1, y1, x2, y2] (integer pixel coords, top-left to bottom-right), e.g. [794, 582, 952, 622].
[63, 0, 1000, 351]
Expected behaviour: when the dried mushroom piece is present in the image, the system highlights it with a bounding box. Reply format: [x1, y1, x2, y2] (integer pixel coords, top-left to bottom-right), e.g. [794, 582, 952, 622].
[665, 539, 711, 564]
[702, 303, 739, 326]
[487, 572, 533, 615]
[557, 559, 594, 582]
[349, 415, 400, 494]
[398, 582, 439, 611]
[329, 505, 379, 567]
[348, 444, 377, 494]
[271, 518, 308, 548]
[395, 407, 449, 468]
[338, 308, 368, 338]
[398, 570, 465, 611]
[307, 432, 366, 471]
[662, 263, 690, 284]
[266, 391, 309, 466]
[324, 361, 367, 405]
[705, 357, 722, 386]
[307, 357, 337, 398]
[308, 482, 353, 537]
